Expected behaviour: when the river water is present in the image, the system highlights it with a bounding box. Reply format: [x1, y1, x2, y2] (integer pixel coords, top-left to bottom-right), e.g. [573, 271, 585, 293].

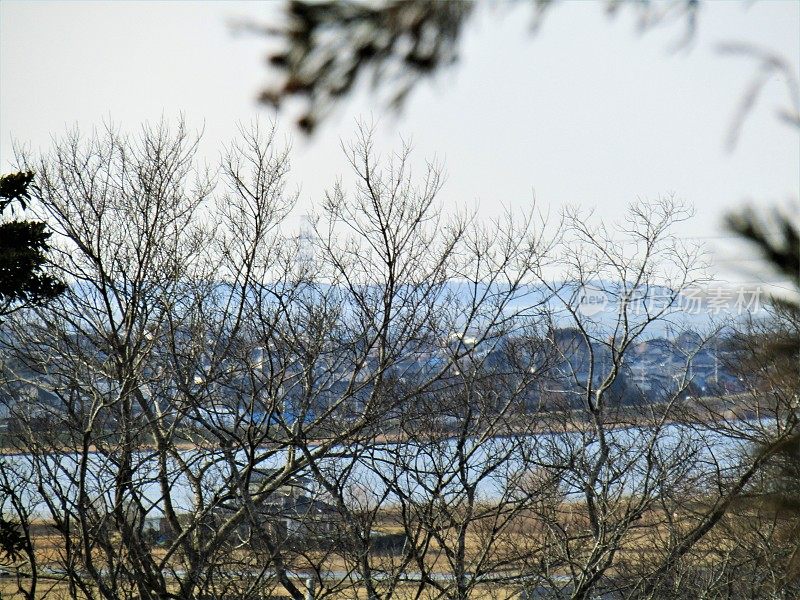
[0, 422, 762, 518]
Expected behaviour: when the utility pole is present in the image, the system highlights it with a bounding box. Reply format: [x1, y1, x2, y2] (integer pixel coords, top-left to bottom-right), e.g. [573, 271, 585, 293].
[305, 577, 316, 600]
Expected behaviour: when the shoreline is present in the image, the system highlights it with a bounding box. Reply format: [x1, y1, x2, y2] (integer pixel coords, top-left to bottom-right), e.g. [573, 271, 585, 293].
[0, 404, 763, 457]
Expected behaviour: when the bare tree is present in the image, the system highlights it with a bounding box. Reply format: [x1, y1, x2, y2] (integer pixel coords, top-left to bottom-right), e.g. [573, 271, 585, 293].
[2, 120, 795, 600]
[0, 120, 551, 599]
[2, 119, 296, 600]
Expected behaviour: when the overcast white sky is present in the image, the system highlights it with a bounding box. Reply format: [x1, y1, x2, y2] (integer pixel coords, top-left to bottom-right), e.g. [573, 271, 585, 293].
[1, 1, 798, 287]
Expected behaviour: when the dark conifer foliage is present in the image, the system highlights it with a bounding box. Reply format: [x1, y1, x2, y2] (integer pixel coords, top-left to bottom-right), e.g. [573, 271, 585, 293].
[0, 171, 65, 319]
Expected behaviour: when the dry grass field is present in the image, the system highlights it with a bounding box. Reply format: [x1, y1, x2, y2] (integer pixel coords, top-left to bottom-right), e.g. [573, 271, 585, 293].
[1, 502, 728, 600]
